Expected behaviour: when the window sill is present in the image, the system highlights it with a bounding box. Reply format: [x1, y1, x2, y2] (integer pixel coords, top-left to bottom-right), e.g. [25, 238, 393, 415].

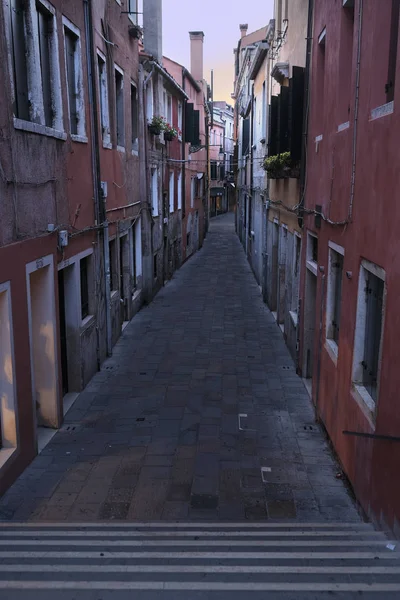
[131, 149, 139, 157]
[289, 310, 298, 328]
[14, 118, 67, 141]
[306, 260, 318, 276]
[370, 101, 394, 121]
[81, 314, 95, 331]
[103, 140, 112, 150]
[325, 338, 338, 366]
[117, 145, 126, 153]
[351, 384, 376, 428]
[0, 447, 17, 471]
[71, 134, 88, 144]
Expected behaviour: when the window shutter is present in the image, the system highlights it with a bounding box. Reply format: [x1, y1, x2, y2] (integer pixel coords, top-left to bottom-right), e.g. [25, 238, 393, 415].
[268, 97, 278, 156]
[193, 109, 200, 145]
[220, 164, 225, 180]
[242, 118, 250, 155]
[289, 66, 305, 162]
[211, 161, 218, 180]
[185, 103, 194, 143]
[278, 86, 289, 153]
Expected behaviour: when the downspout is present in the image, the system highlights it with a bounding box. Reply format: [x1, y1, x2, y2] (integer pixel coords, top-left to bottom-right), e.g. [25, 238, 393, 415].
[250, 83, 255, 256]
[141, 63, 155, 303]
[348, 0, 363, 222]
[298, 0, 314, 229]
[181, 69, 186, 221]
[83, 0, 112, 357]
[296, 0, 314, 374]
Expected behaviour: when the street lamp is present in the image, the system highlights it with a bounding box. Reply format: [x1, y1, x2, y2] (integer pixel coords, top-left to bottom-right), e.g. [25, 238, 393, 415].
[218, 146, 224, 161]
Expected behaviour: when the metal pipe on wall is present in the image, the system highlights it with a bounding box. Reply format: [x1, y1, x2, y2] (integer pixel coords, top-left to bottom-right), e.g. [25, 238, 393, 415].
[83, 0, 112, 357]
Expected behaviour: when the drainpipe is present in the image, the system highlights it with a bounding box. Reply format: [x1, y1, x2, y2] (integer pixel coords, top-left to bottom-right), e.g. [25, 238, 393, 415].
[298, 0, 314, 229]
[83, 0, 112, 356]
[348, 0, 363, 222]
[250, 83, 255, 258]
[182, 69, 186, 221]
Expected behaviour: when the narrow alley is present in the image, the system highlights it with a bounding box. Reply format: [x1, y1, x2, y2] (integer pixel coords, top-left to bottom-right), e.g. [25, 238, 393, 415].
[0, 214, 359, 522]
[0, 215, 399, 598]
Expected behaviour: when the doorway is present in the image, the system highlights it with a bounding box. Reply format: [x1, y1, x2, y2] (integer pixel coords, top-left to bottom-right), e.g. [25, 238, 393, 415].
[277, 226, 288, 330]
[58, 270, 68, 396]
[303, 268, 317, 394]
[27, 257, 59, 437]
[270, 221, 279, 315]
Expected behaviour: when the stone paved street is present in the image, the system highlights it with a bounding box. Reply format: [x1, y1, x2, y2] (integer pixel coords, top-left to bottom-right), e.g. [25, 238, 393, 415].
[0, 214, 360, 523]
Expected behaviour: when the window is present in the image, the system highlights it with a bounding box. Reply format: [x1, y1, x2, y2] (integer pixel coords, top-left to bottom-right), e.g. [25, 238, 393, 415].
[109, 239, 117, 292]
[80, 257, 89, 320]
[146, 78, 154, 121]
[386, 0, 400, 103]
[262, 81, 267, 138]
[307, 233, 318, 263]
[326, 246, 344, 349]
[178, 101, 183, 133]
[252, 97, 257, 143]
[169, 172, 174, 213]
[115, 66, 124, 148]
[151, 168, 159, 216]
[64, 19, 85, 138]
[177, 171, 182, 210]
[353, 261, 386, 414]
[195, 175, 204, 198]
[290, 233, 301, 324]
[131, 82, 138, 152]
[338, 3, 354, 124]
[97, 51, 110, 146]
[211, 161, 218, 180]
[316, 27, 326, 130]
[9, 0, 63, 130]
[164, 91, 172, 124]
[190, 177, 195, 208]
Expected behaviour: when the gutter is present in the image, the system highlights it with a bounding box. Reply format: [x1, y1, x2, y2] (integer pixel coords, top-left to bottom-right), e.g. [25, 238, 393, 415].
[149, 61, 189, 100]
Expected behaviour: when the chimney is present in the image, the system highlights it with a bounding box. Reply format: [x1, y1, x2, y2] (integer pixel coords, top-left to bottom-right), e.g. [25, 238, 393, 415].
[189, 31, 205, 82]
[143, 0, 162, 62]
[240, 24, 248, 38]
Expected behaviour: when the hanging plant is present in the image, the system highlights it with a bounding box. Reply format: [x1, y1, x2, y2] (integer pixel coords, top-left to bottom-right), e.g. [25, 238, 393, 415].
[163, 122, 179, 141]
[148, 115, 165, 136]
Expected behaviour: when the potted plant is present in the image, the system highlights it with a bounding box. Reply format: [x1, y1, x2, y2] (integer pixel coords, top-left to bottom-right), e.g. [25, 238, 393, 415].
[263, 152, 300, 179]
[163, 123, 178, 142]
[148, 115, 165, 136]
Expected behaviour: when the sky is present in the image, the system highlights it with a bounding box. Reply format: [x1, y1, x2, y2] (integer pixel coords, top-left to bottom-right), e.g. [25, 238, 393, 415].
[162, 0, 274, 104]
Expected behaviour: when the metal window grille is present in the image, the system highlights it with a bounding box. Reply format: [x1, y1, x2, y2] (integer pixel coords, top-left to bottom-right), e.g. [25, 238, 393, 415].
[80, 258, 89, 319]
[362, 273, 384, 401]
[131, 83, 138, 147]
[115, 69, 124, 146]
[311, 236, 318, 262]
[331, 254, 343, 343]
[10, 0, 29, 120]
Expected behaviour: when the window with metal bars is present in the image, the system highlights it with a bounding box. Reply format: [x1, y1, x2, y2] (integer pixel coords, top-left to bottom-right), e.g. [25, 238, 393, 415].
[362, 273, 384, 401]
[65, 27, 79, 135]
[80, 257, 89, 320]
[330, 252, 343, 344]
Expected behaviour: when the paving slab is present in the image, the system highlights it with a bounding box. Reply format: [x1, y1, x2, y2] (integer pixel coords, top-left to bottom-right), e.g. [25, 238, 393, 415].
[0, 214, 361, 524]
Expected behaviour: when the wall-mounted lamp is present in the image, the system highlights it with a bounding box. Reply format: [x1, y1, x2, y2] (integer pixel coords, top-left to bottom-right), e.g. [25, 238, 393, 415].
[346, 271, 352, 280]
